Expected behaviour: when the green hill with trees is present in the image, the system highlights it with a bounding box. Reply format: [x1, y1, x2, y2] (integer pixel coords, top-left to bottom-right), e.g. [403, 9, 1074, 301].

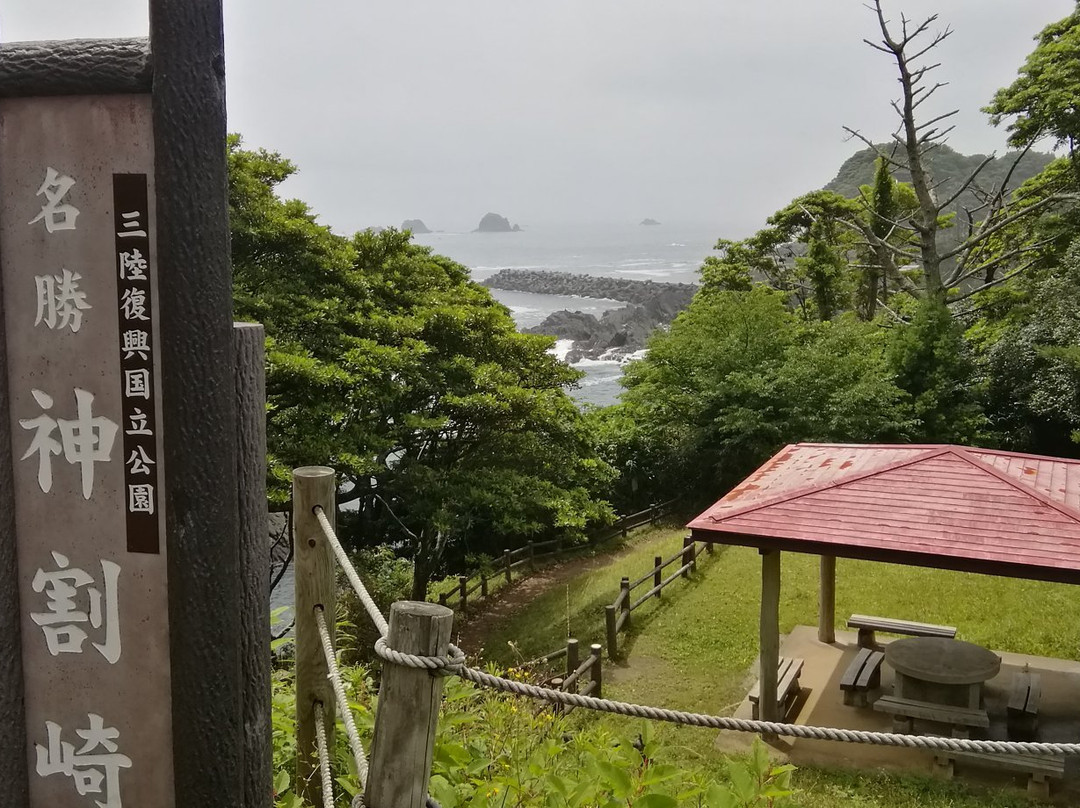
[824, 144, 1053, 217]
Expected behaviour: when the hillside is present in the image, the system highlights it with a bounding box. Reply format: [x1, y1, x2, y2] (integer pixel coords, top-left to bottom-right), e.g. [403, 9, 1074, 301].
[824, 145, 1053, 214]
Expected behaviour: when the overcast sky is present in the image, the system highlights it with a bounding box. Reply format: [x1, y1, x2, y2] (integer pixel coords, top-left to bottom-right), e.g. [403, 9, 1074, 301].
[3, 1, 1074, 235]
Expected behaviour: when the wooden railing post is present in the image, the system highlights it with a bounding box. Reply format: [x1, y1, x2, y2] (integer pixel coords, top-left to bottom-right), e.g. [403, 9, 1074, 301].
[590, 643, 603, 697]
[367, 602, 454, 808]
[705, 539, 714, 555]
[481, 572, 489, 599]
[503, 549, 512, 584]
[653, 555, 663, 599]
[605, 605, 618, 659]
[458, 575, 469, 616]
[681, 537, 692, 579]
[565, 638, 579, 693]
[689, 540, 698, 573]
[293, 466, 337, 807]
[620, 576, 631, 630]
[438, 591, 448, 607]
[551, 678, 564, 717]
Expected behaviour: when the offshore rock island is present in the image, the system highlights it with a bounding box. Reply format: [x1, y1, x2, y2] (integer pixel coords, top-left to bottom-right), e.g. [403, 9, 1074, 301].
[482, 269, 697, 361]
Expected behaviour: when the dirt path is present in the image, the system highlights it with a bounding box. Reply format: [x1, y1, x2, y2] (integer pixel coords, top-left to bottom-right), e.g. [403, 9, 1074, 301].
[456, 540, 648, 655]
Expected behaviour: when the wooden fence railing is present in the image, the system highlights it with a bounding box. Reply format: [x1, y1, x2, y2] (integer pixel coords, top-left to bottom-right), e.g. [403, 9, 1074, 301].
[524, 637, 603, 710]
[604, 535, 713, 659]
[434, 499, 677, 615]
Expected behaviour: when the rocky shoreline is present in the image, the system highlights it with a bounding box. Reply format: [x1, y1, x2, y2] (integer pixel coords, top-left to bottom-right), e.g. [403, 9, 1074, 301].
[482, 269, 697, 361]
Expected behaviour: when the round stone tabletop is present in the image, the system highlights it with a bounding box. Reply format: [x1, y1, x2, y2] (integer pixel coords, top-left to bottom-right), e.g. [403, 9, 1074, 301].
[885, 637, 1001, 685]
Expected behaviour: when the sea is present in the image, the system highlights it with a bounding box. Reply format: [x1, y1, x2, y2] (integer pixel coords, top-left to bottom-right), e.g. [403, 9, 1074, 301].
[270, 222, 720, 623]
[413, 222, 719, 407]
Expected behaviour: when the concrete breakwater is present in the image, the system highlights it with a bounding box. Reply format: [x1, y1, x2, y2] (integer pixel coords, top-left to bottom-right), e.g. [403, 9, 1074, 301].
[483, 269, 698, 361]
[482, 268, 697, 308]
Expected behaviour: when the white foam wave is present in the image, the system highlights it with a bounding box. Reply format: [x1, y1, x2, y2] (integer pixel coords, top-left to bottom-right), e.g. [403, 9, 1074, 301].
[616, 268, 680, 277]
[548, 339, 575, 362]
[668, 242, 687, 247]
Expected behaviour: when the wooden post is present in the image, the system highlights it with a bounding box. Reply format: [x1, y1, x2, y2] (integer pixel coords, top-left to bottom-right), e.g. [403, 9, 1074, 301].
[481, 573, 488, 598]
[689, 541, 698, 573]
[653, 555, 663, 598]
[235, 323, 270, 808]
[705, 540, 714, 555]
[620, 576, 631, 630]
[438, 591, 448, 607]
[682, 536, 692, 578]
[551, 678, 564, 716]
[503, 549, 512, 584]
[566, 638, 579, 692]
[366, 602, 454, 808]
[458, 575, 468, 616]
[590, 643, 603, 697]
[605, 605, 618, 659]
[293, 467, 337, 806]
[819, 555, 836, 644]
[759, 549, 782, 727]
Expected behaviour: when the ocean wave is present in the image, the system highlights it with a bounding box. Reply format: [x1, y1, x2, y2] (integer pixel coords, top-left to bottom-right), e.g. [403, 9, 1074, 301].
[668, 242, 687, 247]
[619, 259, 664, 267]
[615, 267, 682, 277]
[547, 339, 575, 362]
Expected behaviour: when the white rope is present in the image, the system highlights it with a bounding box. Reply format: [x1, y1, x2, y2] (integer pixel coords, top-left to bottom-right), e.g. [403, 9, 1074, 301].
[315, 607, 370, 802]
[314, 506, 390, 637]
[370, 641, 1080, 757]
[315, 507, 1080, 757]
[313, 702, 336, 808]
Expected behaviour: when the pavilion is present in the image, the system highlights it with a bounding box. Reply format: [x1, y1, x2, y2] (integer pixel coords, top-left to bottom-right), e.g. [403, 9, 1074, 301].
[687, 443, 1080, 724]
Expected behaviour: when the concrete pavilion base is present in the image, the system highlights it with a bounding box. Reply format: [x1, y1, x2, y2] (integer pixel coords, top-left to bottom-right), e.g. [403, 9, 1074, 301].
[716, 626, 1080, 799]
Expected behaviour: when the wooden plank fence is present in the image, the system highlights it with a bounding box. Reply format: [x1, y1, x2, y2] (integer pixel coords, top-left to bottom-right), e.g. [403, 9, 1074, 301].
[604, 535, 714, 659]
[434, 499, 676, 615]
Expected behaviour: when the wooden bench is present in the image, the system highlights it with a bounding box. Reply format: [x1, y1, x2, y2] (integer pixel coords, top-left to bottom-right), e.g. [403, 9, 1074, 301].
[1007, 671, 1042, 741]
[847, 614, 957, 648]
[873, 695, 989, 736]
[934, 749, 1064, 799]
[840, 647, 884, 707]
[749, 657, 803, 720]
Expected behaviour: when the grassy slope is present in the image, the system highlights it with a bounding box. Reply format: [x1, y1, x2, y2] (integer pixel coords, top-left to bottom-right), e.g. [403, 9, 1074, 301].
[478, 522, 1079, 808]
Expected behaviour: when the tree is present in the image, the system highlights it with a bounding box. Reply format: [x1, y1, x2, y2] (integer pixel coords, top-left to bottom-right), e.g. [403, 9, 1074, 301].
[969, 237, 1080, 455]
[985, 6, 1080, 157]
[844, 1, 1072, 304]
[228, 137, 613, 598]
[618, 287, 914, 502]
[886, 299, 983, 443]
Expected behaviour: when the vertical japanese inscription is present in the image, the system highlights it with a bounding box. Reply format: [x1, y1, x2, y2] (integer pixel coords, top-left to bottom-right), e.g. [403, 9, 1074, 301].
[113, 175, 159, 553]
[1, 95, 174, 808]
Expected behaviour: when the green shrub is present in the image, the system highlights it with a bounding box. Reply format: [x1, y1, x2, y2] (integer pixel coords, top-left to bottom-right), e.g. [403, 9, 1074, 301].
[271, 662, 794, 808]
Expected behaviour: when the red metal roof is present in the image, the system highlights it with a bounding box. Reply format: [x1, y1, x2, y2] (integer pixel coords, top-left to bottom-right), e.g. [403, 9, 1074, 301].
[687, 444, 1080, 584]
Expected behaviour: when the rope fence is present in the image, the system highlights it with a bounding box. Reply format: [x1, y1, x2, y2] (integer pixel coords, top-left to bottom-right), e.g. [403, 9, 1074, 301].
[293, 468, 1079, 808]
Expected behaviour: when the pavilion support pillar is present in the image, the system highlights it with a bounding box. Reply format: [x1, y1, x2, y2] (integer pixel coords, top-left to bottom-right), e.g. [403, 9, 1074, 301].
[818, 555, 836, 644]
[759, 548, 781, 728]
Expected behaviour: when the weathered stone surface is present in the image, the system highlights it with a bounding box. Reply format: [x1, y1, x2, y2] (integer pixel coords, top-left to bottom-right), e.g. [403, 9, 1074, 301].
[401, 219, 431, 234]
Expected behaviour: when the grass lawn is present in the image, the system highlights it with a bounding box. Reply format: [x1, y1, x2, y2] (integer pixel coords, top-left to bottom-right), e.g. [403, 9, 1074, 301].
[476, 522, 1080, 808]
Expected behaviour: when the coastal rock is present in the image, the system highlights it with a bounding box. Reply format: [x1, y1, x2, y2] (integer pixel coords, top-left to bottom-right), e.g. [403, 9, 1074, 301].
[640, 218, 661, 226]
[401, 218, 432, 234]
[475, 212, 520, 233]
[502, 269, 696, 360]
[533, 310, 602, 342]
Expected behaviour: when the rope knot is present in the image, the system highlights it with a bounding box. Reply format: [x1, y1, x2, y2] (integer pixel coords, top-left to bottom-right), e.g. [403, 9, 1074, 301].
[374, 636, 466, 677]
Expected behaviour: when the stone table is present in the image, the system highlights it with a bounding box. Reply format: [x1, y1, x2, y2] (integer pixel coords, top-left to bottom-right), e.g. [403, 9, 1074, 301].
[876, 637, 1001, 734]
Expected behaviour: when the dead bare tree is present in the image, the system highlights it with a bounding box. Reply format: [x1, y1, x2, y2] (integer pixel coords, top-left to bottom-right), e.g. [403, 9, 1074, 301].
[844, 0, 1073, 305]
